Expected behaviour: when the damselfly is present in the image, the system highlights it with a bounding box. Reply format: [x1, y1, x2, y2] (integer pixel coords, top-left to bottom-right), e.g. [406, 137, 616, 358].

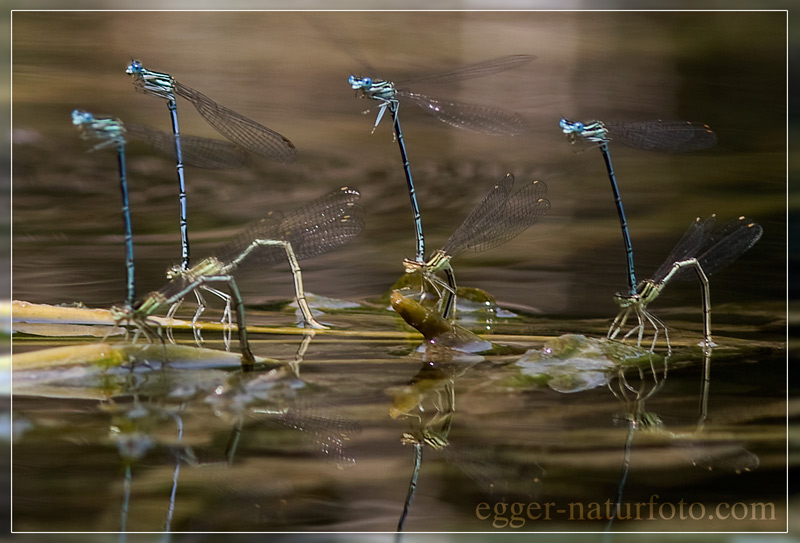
[608, 214, 762, 352]
[559, 118, 718, 297]
[403, 173, 550, 320]
[349, 54, 535, 264]
[125, 60, 296, 164]
[110, 187, 364, 368]
[72, 109, 136, 309]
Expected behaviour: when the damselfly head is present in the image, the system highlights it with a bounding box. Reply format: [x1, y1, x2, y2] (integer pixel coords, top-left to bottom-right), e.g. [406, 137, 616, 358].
[559, 118, 584, 146]
[125, 59, 144, 75]
[71, 109, 94, 126]
[109, 303, 135, 324]
[72, 110, 126, 150]
[612, 291, 640, 308]
[559, 117, 583, 132]
[560, 118, 609, 147]
[403, 258, 423, 274]
[165, 264, 183, 280]
[349, 76, 372, 100]
[348, 75, 372, 90]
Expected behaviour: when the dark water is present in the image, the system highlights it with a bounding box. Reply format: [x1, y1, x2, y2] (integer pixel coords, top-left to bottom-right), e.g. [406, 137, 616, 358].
[8, 10, 788, 536]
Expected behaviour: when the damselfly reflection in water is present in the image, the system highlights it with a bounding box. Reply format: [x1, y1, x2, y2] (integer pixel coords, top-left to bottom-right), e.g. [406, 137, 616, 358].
[608, 215, 763, 352]
[389, 345, 544, 533]
[204, 363, 361, 469]
[110, 187, 365, 369]
[106, 398, 186, 534]
[101, 361, 360, 532]
[389, 356, 463, 532]
[349, 54, 535, 264]
[559, 118, 718, 297]
[126, 59, 297, 272]
[606, 353, 669, 530]
[606, 350, 759, 530]
[403, 173, 550, 321]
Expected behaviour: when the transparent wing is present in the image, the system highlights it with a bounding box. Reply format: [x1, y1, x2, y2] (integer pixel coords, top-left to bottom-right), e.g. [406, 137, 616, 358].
[605, 120, 718, 153]
[443, 177, 549, 256]
[174, 81, 297, 163]
[125, 122, 249, 169]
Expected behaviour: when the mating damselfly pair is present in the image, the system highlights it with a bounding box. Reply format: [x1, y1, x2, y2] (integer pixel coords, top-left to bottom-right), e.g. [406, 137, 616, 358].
[558, 118, 761, 351]
[350, 55, 552, 321]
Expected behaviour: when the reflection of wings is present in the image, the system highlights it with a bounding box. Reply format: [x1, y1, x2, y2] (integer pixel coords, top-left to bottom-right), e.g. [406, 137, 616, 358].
[442, 441, 546, 497]
[676, 442, 760, 474]
[204, 366, 360, 467]
[249, 398, 362, 468]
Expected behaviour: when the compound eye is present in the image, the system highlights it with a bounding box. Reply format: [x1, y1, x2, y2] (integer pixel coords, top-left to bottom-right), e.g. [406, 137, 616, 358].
[574, 121, 584, 130]
[362, 77, 372, 86]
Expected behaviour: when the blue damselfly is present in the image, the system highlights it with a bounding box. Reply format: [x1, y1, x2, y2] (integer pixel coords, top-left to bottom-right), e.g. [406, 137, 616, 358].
[72, 109, 136, 309]
[560, 118, 717, 297]
[349, 54, 535, 264]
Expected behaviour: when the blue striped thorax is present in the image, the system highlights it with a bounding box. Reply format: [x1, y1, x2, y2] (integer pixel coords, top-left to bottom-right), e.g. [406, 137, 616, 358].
[126, 60, 176, 101]
[349, 75, 400, 130]
[72, 110, 127, 150]
[348, 75, 397, 102]
[559, 118, 610, 145]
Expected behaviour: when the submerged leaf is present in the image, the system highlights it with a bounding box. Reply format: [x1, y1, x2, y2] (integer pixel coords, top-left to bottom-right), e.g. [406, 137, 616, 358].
[514, 334, 659, 393]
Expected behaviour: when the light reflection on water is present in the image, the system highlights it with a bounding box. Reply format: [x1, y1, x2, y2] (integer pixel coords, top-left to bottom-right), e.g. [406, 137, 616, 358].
[9, 10, 787, 535]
